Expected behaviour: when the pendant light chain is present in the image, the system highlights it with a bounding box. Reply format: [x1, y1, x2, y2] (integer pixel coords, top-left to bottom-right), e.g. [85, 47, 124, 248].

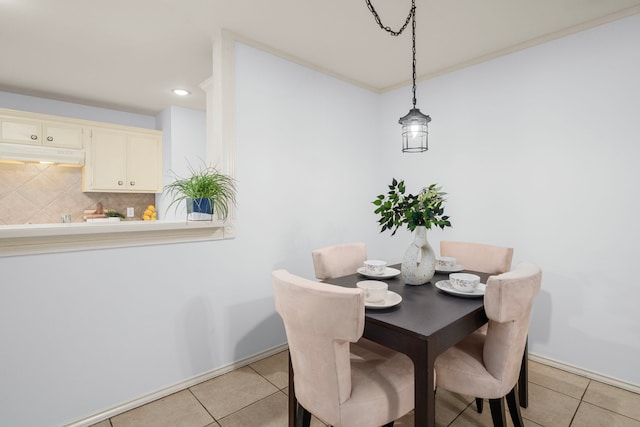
[365, 0, 418, 107]
[411, 2, 417, 109]
[365, 0, 414, 36]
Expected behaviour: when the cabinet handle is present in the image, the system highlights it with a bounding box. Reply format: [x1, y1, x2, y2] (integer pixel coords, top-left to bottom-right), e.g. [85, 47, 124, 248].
[118, 181, 124, 186]
[130, 181, 135, 186]
[30, 135, 38, 140]
[47, 136, 53, 142]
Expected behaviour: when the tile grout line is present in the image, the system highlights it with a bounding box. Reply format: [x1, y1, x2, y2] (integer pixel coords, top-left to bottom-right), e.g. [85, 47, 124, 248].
[186, 387, 220, 426]
[568, 400, 583, 427]
[580, 380, 640, 421]
[577, 400, 640, 424]
[186, 365, 286, 426]
[246, 365, 287, 392]
[528, 379, 586, 401]
[569, 377, 592, 426]
[579, 379, 591, 401]
[446, 399, 473, 427]
[216, 390, 288, 425]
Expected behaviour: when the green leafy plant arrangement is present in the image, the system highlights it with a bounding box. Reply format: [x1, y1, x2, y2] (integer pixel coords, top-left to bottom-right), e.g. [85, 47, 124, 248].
[105, 210, 125, 218]
[373, 178, 452, 235]
[164, 163, 237, 220]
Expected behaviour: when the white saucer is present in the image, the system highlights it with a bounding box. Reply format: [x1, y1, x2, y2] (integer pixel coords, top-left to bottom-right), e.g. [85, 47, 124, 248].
[435, 280, 486, 298]
[365, 291, 402, 309]
[435, 264, 465, 273]
[357, 267, 401, 279]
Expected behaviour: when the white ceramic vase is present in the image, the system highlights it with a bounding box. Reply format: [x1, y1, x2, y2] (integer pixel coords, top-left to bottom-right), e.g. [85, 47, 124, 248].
[401, 225, 436, 285]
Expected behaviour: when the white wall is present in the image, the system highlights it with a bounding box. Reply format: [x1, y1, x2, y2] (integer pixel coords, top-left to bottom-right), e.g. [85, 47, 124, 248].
[157, 105, 207, 219]
[1, 13, 639, 426]
[0, 43, 382, 426]
[234, 43, 387, 273]
[377, 13, 640, 385]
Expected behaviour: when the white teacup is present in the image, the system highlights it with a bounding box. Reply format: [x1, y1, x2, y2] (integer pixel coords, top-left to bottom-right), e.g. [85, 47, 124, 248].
[364, 259, 387, 275]
[437, 256, 457, 269]
[357, 280, 388, 303]
[449, 273, 480, 293]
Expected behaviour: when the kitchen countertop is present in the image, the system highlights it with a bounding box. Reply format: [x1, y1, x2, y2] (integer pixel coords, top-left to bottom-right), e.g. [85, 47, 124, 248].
[0, 220, 235, 257]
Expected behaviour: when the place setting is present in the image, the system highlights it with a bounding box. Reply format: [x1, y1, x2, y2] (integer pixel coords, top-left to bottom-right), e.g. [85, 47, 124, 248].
[435, 272, 486, 298]
[357, 259, 401, 279]
[356, 279, 402, 309]
[435, 256, 464, 273]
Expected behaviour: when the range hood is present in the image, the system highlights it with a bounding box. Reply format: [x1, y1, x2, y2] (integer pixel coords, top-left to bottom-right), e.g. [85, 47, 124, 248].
[0, 142, 85, 166]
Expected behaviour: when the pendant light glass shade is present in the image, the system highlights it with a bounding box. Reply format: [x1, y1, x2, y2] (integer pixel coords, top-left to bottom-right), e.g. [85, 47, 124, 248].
[399, 108, 431, 153]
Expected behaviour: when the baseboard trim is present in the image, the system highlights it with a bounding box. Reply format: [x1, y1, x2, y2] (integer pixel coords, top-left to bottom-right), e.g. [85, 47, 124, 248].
[66, 343, 289, 427]
[529, 352, 640, 394]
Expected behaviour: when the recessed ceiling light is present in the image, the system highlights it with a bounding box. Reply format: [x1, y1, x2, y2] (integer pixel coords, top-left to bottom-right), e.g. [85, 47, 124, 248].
[172, 89, 191, 96]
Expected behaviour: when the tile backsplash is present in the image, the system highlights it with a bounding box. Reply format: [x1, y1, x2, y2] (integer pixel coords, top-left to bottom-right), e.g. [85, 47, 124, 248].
[0, 163, 155, 225]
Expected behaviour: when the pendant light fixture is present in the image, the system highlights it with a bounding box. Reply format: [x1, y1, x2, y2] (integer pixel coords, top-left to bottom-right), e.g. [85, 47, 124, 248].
[366, 0, 431, 152]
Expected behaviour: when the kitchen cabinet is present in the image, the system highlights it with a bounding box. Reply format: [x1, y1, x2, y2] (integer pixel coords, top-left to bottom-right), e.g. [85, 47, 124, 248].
[83, 128, 162, 193]
[0, 108, 163, 192]
[0, 111, 84, 149]
[42, 121, 84, 149]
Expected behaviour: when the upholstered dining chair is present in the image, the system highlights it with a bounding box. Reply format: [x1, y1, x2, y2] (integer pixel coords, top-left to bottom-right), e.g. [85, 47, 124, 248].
[312, 242, 367, 281]
[273, 269, 414, 427]
[440, 241, 513, 275]
[311, 241, 382, 368]
[440, 240, 516, 412]
[434, 263, 542, 427]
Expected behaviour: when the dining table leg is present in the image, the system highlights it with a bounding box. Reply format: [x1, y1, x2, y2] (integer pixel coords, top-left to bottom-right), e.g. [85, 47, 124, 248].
[407, 340, 436, 427]
[288, 351, 296, 427]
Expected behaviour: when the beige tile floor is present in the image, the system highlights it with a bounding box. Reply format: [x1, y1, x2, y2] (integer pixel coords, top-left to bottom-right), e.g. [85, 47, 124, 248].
[90, 352, 640, 427]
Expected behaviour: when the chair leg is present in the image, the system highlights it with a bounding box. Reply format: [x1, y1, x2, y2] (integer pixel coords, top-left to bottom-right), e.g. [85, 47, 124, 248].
[296, 403, 311, 427]
[519, 338, 529, 408]
[488, 398, 507, 427]
[475, 397, 484, 413]
[506, 386, 525, 427]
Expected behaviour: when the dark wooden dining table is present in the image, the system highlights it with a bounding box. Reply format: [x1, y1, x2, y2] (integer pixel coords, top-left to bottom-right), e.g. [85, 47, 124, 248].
[287, 265, 528, 427]
[338, 266, 489, 426]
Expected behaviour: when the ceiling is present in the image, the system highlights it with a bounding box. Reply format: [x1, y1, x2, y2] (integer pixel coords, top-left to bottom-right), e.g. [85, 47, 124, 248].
[1, 0, 639, 115]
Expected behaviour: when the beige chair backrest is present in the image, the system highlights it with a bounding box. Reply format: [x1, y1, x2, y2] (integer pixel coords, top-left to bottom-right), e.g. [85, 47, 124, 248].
[483, 262, 542, 396]
[312, 242, 367, 280]
[440, 241, 513, 274]
[272, 269, 364, 421]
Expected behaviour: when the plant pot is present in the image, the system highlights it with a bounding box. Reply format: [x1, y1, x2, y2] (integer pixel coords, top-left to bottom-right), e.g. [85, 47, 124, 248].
[187, 198, 214, 221]
[401, 226, 436, 285]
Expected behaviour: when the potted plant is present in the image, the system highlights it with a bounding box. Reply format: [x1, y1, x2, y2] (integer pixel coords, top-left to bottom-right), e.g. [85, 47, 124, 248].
[164, 163, 237, 221]
[105, 210, 125, 221]
[373, 178, 451, 285]
[373, 179, 451, 235]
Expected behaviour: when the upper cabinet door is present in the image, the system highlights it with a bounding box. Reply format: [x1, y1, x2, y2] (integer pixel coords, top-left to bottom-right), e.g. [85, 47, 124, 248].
[89, 130, 127, 191]
[0, 117, 42, 145]
[43, 122, 84, 149]
[126, 133, 162, 192]
[0, 114, 83, 148]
